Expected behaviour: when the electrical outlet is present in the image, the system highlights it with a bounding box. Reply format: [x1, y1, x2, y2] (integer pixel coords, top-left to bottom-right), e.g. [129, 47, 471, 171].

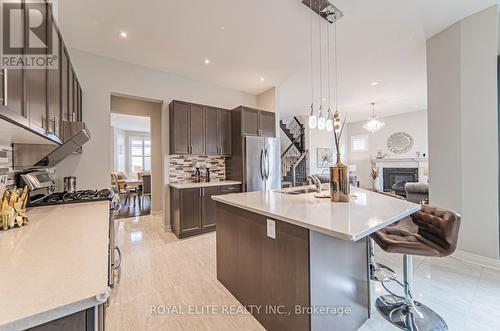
[0, 175, 7, 184]
[267, 219, 276, 239]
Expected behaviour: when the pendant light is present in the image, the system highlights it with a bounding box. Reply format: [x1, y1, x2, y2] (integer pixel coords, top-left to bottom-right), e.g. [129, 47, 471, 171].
[363, 102, 385, 133]
[325, 18, 334, 132]
[316, 0, 326, 130]
[307, 0, 317, 129]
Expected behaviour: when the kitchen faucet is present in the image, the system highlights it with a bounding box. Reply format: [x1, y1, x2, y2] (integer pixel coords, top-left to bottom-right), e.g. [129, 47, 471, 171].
[308, 175, 322, 192]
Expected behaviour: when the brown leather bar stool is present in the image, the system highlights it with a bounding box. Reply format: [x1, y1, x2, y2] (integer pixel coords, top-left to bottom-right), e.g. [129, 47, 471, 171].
[371, 205, 461, 331]
[369, 191, 410, 282]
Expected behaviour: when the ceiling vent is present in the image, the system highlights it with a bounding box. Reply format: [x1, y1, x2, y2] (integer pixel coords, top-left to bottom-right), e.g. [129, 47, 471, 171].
[301, 0, 343, 23]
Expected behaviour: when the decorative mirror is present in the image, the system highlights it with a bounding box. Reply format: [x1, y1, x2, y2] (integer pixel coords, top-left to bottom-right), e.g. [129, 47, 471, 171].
[387, 132, 413, 154]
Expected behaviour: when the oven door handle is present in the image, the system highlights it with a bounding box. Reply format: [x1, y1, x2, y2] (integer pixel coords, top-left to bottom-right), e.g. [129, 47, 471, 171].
[113, 203, 122, 215]
[114, 246, 122, 269]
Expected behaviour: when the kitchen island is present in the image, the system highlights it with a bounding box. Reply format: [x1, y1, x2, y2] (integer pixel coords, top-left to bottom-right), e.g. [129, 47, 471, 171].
[0, 201, 110, 330]
[212, 186, 420, 331]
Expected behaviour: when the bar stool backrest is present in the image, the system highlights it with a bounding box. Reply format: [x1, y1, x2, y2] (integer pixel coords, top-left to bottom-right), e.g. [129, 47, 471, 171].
[411, 205, 461, 257]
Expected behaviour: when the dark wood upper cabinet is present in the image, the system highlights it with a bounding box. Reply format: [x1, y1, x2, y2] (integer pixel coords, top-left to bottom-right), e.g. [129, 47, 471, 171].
[169, 100, 231, 156]
[25, 2, 48, 134]
[232, 106, 276, 138]
[26, 68, 47, 133]
[180, 188, 202, 237]
[0, 2, 25, 123]
[189, 103, 205, 155]
[259, 110, 276, 138]
[47, 17, 60, 137]
[205, 106, 219, 155]
[241, 107, 259, 136]
[0, 0, 82, 144]
[219, 109, 231, 156]
[68, 67, 74, 121]
[201, 186, 220, 231]
[169, 100, 190, 154]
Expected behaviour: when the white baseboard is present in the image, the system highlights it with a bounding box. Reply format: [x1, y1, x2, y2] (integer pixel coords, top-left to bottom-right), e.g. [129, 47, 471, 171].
[452, 250, 500, 271]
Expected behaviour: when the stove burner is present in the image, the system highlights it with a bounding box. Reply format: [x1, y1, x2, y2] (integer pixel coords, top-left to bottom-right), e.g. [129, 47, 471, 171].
[30, 189, 114, 207]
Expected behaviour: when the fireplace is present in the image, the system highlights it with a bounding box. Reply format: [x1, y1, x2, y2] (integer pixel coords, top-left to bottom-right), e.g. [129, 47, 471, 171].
[383, 168, 418, 197]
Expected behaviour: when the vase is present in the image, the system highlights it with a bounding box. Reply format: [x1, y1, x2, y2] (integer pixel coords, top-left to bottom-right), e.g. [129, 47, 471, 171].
[372, 179, 381, 192]
[330, 154, 350, 202]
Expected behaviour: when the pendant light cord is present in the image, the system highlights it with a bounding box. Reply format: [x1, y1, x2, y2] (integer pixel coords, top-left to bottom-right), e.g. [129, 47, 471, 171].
[334, 20, 338, 111]
[309, 0, 314, 111]
[318, 0, 323, 112]
[327, 19, 331, 118]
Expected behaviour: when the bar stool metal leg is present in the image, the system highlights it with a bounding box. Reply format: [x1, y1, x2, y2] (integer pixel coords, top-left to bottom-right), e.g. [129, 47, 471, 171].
[376, 255, 448, 331]
[369, 237, 396, 282]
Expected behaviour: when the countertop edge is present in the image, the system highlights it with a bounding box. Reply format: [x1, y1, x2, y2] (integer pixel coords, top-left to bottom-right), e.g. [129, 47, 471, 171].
[212, 195, 422, 242]
[212, 196, 356, 241]
[0, 289, 109, 331]
[169, 181, 242, 189]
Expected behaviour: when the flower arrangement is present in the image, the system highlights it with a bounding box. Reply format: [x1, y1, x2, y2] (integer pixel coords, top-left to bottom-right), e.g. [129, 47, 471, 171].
[1, 186, 30, 231]
[332, 111, 347, 159]
[370, 168, 380, 180]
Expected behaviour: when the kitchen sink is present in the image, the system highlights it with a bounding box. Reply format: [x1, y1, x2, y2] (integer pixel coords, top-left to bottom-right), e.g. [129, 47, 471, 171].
[281, 188, 320, 195]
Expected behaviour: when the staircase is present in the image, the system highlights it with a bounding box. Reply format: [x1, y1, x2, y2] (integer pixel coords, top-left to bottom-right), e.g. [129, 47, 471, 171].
[280, 117, 309, 187]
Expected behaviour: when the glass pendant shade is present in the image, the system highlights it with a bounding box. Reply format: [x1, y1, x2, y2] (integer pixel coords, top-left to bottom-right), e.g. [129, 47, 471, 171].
[317, 116, 326, 130]
[308, 114, 317, 129]
[363, 116, 385, 133]
[326, 118, 334, 131]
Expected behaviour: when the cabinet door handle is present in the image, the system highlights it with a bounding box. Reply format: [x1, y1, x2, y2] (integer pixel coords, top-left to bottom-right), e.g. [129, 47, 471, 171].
[2, 69, 7, 106]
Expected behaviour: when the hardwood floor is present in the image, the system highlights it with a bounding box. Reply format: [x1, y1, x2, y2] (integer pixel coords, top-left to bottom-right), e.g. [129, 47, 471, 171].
[116, 195, 151, 219]
[107, 214, 500, 331]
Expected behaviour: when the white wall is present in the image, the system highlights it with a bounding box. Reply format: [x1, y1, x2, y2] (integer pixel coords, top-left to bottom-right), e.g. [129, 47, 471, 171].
[306, 123, 348, 176]
[427, 6, 499, 260]
[56, 50, 257, 225]
[345, 110, 428, 188]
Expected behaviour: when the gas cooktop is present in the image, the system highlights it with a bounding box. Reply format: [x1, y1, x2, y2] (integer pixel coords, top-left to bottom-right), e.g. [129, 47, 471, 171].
[29, 189, 115, 207]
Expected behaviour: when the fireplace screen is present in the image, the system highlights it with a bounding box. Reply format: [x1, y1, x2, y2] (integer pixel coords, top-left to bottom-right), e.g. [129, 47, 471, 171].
[383, 168, 418, 196]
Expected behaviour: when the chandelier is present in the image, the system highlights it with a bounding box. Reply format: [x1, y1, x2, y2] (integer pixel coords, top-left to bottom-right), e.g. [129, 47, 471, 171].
[363, 102, 385, 133]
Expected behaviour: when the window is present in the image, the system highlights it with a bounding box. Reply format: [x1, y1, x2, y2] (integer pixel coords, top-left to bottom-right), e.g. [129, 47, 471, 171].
[115, 132, 126, 172]
[129, 137, 151, 173]
[351, 134, 369, 152]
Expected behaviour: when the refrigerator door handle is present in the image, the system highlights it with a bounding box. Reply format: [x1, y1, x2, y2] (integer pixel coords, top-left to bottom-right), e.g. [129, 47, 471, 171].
[260, 149, 265, 180]
[264, 149, 270, 178]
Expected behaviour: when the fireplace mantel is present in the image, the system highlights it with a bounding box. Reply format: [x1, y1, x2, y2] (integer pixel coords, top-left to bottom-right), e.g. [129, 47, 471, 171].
[371, 157, 429, 188]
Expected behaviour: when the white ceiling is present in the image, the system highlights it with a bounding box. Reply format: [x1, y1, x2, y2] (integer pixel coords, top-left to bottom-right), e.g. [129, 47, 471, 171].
[110, 113, 150, 133]
[58, 0, 500, 119]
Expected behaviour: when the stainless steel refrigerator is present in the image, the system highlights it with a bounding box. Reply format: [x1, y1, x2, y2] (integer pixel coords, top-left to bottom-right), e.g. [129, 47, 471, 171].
[244, 136, 280, 192]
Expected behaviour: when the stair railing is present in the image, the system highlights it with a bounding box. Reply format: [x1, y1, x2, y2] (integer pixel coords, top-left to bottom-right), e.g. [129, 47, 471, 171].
[292, 150, 308, 187]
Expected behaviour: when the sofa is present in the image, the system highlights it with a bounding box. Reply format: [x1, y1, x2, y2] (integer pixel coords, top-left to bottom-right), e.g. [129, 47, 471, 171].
[404, 182, 429, 204]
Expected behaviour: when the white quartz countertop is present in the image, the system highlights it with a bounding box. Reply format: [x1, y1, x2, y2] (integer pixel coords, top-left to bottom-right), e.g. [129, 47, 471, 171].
[169, 180, 242, 189]
[0, 201, 110, 330]
[212, 186, 421, 241]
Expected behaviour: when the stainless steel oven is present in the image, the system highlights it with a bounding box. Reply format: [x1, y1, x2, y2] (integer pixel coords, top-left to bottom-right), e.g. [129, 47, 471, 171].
[109, 195, 121, 287]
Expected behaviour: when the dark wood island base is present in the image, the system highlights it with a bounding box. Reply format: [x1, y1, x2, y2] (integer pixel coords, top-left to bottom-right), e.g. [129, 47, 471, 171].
[216, 203, 371, 331]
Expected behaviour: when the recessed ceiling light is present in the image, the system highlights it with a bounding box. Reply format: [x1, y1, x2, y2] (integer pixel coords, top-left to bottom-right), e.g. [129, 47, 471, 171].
[220, 26, 225, 30]
[371, 81, 379, 86]
[260, 77, 265, 82]
[119, 31, 128, 38]
[414, 104, 420, 108]
[204, 58, 210, 65]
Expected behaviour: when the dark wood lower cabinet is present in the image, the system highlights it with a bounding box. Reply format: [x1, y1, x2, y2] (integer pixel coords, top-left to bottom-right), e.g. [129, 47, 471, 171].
[215, 203, 370, 331]
[170, 184, 241, 238]
[27, 305, 102, 331]
[201, 186, 220, 231]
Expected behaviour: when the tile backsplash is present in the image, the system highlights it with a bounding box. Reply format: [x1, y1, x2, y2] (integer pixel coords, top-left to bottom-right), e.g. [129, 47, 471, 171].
[169, 155, 227, 183]
[0, 143, 14, 187]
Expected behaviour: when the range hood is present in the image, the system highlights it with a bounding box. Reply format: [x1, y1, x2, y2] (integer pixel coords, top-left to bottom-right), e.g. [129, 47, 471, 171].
[13, 122, 91, 168]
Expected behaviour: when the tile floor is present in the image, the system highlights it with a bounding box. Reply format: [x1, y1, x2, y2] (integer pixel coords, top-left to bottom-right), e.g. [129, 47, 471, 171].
[107, 214, 500, 331]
